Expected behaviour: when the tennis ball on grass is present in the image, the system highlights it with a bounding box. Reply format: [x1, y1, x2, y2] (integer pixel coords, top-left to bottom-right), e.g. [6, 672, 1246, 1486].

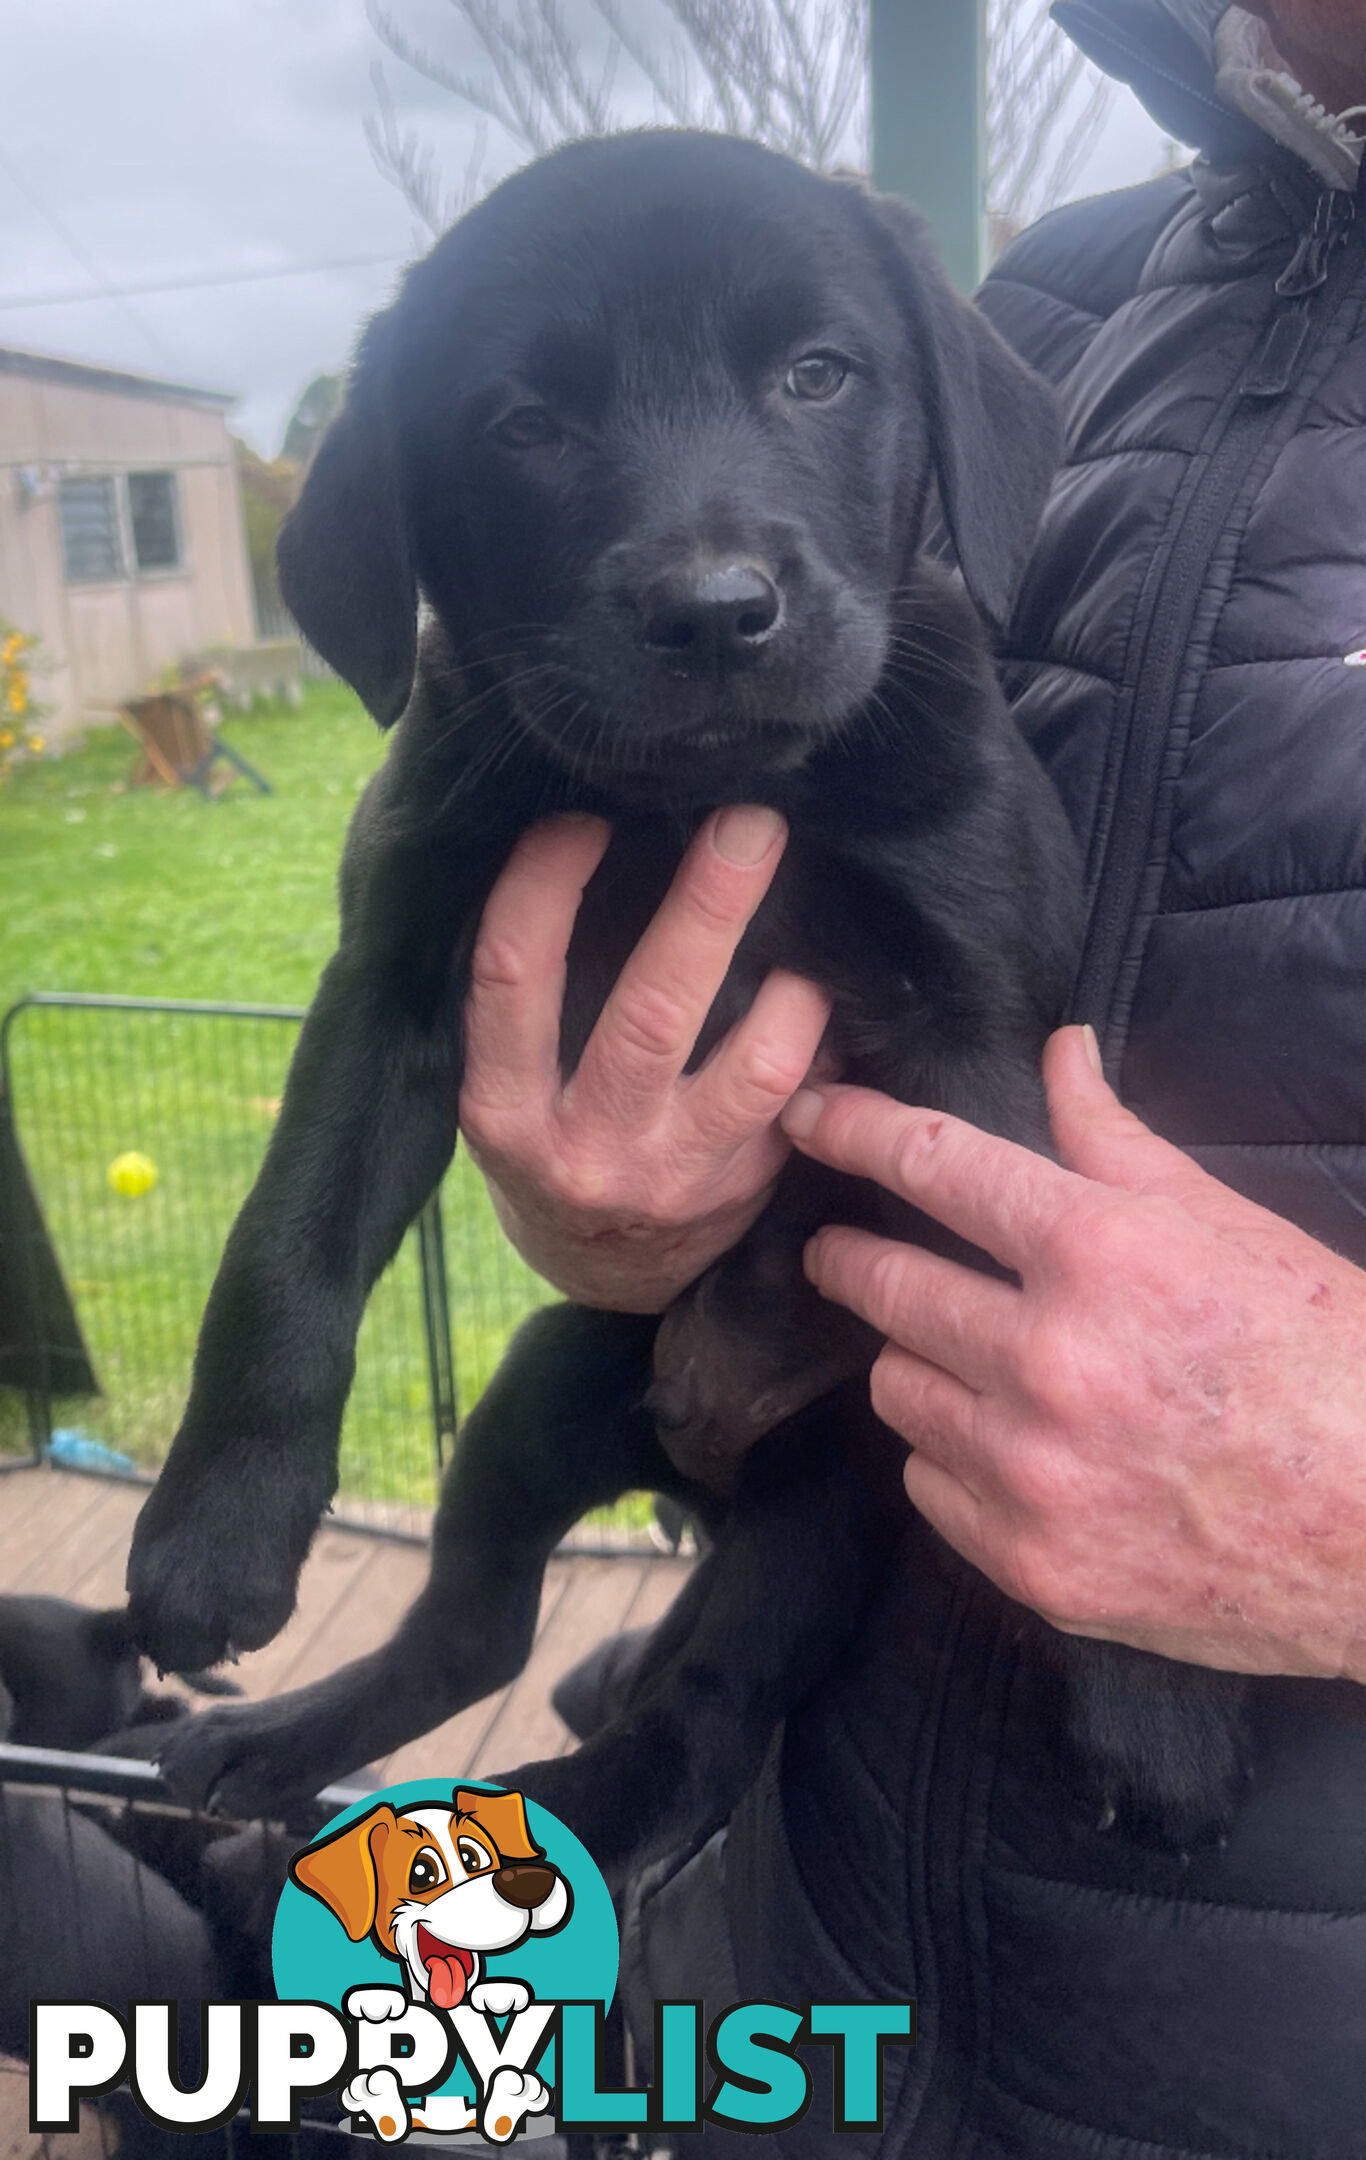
[108, 1150, 158, 1198]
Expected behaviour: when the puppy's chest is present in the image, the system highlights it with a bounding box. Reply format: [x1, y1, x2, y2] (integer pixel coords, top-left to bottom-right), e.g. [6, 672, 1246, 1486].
[559, 819, 934, 1083]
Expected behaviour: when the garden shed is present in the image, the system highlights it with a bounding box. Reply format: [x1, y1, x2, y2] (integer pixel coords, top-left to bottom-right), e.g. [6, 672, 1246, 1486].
[0, 346, 257, 743]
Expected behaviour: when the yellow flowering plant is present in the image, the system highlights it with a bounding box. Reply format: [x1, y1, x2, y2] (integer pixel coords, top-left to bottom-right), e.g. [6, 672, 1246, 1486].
[0, 620, 49, 783]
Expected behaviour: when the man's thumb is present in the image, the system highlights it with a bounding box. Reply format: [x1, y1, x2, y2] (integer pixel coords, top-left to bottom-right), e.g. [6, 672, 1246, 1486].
[1043, 1027, 1209, 1201]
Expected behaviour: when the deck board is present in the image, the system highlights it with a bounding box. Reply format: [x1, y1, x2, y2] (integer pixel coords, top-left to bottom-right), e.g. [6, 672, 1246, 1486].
[0, 1475, 134, 1596]
[0, 1467, 690, 1776]
[0, 1467, 689, 2155]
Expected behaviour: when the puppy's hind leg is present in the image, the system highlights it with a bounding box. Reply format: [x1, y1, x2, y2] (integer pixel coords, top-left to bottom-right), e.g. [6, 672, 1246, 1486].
[504, 1391, 906, 1880]
[160, 1305, 683, 1818]
[1054, 1633, 1252, 1851]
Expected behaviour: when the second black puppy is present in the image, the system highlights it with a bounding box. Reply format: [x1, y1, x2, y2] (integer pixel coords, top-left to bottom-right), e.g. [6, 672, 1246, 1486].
[130, 132, 1248, 1857]
[0, 1593, 239, 1752]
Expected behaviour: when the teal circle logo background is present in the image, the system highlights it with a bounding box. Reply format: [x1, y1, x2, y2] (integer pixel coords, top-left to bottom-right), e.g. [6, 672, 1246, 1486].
[272, 1780, 618, 2101]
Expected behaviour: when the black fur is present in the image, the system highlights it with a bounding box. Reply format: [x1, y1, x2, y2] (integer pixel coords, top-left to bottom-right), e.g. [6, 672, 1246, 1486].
[127, 132, 1248, 1859]
[0, 1593, 239, 1753]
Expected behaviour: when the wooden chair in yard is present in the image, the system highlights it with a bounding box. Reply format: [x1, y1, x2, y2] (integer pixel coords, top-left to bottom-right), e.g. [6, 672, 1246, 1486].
[119, 672, 272, 798]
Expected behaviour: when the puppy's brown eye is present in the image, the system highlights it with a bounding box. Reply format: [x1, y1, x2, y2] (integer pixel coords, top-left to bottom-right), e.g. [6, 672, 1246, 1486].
[492, 404, 561, 448]
[409, 1849, 446, 1894]
[457, 1839, 490, 1874]
[784, 353, 849, 403]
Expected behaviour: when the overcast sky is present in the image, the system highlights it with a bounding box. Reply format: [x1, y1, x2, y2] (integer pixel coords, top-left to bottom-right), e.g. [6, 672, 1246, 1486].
[0, 1, 1168, 458]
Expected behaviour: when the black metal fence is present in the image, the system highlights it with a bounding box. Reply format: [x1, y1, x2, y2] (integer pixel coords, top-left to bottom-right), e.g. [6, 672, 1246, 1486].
[0, 994, 556, 1532]
[0, 1739, 382, 2156]
[0, 1746, 635, 2156]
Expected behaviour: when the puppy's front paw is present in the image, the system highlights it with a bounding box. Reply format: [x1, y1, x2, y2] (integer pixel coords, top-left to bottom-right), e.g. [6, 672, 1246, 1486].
[127, 1443, 332, 1673]
[344, 1986, 410, 2025]
[470, 1979, 531, 2018]
[157, 1692, 357, 1817]
[342, 2067, 409, 2142]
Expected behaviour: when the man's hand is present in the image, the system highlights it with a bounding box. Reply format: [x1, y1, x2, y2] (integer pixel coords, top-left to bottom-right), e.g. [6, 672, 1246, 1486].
[460, 807, 831, 1311]
[782, 1026, 1366, 1682]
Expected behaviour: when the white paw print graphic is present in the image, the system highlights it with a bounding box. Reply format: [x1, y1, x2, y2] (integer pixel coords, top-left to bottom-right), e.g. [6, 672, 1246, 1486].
[481, 2066, 552, 2143]
[469, 1979, 532, 2018]
[341, 2065, 409, 2143]
[343, 1985, 410, 2025]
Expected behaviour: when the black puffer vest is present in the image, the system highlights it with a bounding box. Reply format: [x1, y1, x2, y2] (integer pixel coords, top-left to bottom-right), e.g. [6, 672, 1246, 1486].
[623, 6, 1366, 2153]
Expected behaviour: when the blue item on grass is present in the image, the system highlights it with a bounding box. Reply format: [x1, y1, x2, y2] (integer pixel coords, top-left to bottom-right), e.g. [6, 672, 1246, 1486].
[46, 1428, 138, 1477]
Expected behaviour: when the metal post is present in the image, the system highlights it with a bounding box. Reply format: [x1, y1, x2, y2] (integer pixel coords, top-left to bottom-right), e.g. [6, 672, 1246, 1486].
[417, 1191, 459, 1469]
[869, 0, 988, 291]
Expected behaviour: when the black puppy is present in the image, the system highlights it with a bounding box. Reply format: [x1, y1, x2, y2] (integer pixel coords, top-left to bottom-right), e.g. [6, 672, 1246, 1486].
[130, 132, 1248, 1855]
[0, 1593, 238, 1752]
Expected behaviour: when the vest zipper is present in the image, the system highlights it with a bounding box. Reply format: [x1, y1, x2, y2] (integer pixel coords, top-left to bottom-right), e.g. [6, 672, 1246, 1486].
[1071, 184, 1357, 1052]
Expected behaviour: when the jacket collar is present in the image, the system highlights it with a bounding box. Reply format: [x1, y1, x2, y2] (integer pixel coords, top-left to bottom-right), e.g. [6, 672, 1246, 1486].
[1051, 0, 1267, 161]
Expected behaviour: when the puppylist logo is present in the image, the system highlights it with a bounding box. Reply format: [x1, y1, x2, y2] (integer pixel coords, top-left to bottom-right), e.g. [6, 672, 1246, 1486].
[29, 1780, 915, 2143]
[280, 1783, 584, 2141]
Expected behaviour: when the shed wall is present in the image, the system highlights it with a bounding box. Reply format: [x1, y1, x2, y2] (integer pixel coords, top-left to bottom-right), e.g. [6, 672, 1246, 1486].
[0, 368, 255, 742]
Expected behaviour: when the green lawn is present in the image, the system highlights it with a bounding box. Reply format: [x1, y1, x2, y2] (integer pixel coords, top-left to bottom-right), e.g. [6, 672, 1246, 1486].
[0, 687, 561, 1518]
[0, 684, 377, 1009]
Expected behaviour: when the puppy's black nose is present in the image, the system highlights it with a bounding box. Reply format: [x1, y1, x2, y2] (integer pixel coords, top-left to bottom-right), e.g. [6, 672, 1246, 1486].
[642, 561, 783, 673]
[493, 1862, 557, 1910]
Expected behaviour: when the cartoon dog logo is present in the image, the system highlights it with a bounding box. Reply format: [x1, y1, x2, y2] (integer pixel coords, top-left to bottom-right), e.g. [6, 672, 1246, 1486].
[290, 1787, 571, 2142]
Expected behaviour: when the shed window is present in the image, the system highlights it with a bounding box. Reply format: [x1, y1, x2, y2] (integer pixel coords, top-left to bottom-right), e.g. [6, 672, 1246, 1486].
[58, 476, 123, 583]
[127, 470, 182, 572]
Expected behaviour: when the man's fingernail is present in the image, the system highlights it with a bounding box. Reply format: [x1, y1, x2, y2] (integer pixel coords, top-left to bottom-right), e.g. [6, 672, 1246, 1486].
[1081, 1023, 1104, 1078]
[713, 805, 784, 865]
[782, 1087, 823, 1140]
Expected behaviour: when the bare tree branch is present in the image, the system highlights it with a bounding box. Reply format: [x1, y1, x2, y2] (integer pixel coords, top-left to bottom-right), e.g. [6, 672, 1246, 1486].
[365, 0, 1111, 248]
[365, 61, 492, 233]
[987, 0, 1111, 234]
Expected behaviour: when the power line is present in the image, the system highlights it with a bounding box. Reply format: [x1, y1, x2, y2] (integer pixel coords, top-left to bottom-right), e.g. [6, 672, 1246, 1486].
[0, 142, 181, 370]
[0, 250, 411, 313]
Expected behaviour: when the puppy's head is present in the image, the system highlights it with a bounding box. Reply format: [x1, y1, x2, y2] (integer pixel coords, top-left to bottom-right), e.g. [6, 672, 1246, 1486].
[281, 131, 1058, 798]
[289, 1787, 571, 2005]
[0, 1598, 143, 1749]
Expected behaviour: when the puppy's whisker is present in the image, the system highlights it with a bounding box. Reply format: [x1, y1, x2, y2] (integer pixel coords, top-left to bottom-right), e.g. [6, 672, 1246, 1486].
[885, 587, 984, 648]
[857, 688, 904, 760]
[525, 693, 598, 785]
[404, 663, 566, 790]
[882, 648, 982, 689]
[881, 637, 985, 691]
[878, 658, 984, 712]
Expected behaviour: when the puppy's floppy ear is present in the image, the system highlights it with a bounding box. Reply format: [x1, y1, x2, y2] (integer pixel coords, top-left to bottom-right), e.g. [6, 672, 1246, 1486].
[276, 316, 416, 728]
[289, 1803, 397, 1941]
[455, 1787, 542, 1864]
[858, 188, 1061, 630]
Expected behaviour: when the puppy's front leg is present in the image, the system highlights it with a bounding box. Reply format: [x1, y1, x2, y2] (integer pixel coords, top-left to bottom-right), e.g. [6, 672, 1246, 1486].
[128, 929, 466, 1676]
[129, 952, 458, 1673]
[157, 1305, 689, 1816]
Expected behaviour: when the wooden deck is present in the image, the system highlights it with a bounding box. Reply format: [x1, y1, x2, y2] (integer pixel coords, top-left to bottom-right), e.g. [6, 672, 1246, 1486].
[0, 1464, 691, 1779]
[0, 1466, 692, 2151]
